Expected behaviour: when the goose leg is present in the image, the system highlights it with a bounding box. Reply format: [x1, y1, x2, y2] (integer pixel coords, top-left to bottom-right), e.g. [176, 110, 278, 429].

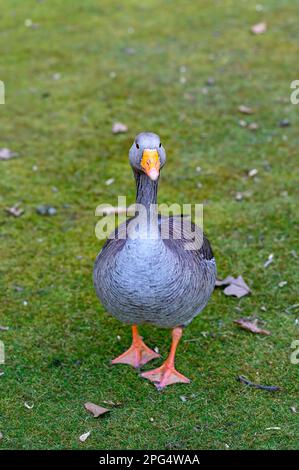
[141, 327, 190, 390]
[111, 325, 160, 368]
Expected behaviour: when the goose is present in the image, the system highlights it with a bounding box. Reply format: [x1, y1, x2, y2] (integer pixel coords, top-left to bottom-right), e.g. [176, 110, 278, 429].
[93, 132, 216, 389]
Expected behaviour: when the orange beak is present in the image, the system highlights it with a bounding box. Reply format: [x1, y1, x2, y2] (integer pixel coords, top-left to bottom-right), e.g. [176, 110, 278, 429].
[140, 149, 160, 181]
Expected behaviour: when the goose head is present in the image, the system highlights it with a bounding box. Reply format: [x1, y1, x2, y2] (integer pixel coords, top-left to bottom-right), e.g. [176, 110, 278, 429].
[129, 132, 166, 181]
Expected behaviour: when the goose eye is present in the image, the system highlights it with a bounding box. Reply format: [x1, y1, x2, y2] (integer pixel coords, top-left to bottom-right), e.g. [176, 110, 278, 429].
[136, 142, 140, 149]
[159, 142, 162, 148]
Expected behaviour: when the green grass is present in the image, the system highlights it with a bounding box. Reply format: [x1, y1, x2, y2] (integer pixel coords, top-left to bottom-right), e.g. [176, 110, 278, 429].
[0, 0, 298, 450]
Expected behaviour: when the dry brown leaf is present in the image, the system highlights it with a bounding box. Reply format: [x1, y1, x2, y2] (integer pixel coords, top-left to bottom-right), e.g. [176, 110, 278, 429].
[84, 402, 110, 418]
[234, 318, 271, 335]
[215, 275, 251, 298]
[238, 105, 254, 115]
[5, 205, 24, 217]
[79, 431, 91, 442]
[0, 148, 18, 160]
[248, 122, 259, 131]
[112, 122, 128, 134]
[251, 22, 267, 35]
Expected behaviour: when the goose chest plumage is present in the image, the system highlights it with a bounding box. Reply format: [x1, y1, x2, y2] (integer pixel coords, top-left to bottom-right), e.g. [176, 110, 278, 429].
[93, 132, 216, 389]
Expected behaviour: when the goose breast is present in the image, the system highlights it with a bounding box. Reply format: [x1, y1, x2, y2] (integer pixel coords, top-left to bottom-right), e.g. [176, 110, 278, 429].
[93, 219, 216, 328]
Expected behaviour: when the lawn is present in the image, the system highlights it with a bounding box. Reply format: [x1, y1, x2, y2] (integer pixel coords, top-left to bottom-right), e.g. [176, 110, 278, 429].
[0, 0, 298, 450]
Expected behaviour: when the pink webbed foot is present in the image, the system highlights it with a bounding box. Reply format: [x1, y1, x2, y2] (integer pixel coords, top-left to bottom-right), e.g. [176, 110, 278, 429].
[141, 363, 190, 390]
[111, 326, 160, 368]
[141, 327, 190, 390]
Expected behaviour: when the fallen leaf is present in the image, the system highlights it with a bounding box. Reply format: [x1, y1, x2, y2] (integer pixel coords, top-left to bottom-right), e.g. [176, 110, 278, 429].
[215, 275, 251, 298]
[84, 402, 110, 418]
[112, 122, 128, 134]
[0, 148, 18, 160]
[238, 105, 254, 115]
[248, 122, 259, 131]
[79, 431, 91, 442]
[290, 405, 297, 414]
[0, 326, 9, 331]
[251, 22, 267, 35]
[0, 432, 3, 440]
[5, 204, 24, 217]
[234, 318, 271, 335]
[215, 276, 234, 287]
[0, 371, 4, 377]
[105, 178, 115, 186]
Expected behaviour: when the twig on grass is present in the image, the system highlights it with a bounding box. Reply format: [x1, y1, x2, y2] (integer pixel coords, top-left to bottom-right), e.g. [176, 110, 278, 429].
[237, 375, 281, 392]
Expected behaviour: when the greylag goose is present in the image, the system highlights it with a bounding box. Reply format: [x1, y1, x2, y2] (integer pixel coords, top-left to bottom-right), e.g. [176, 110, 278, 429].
[93, 132, 216, 389]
